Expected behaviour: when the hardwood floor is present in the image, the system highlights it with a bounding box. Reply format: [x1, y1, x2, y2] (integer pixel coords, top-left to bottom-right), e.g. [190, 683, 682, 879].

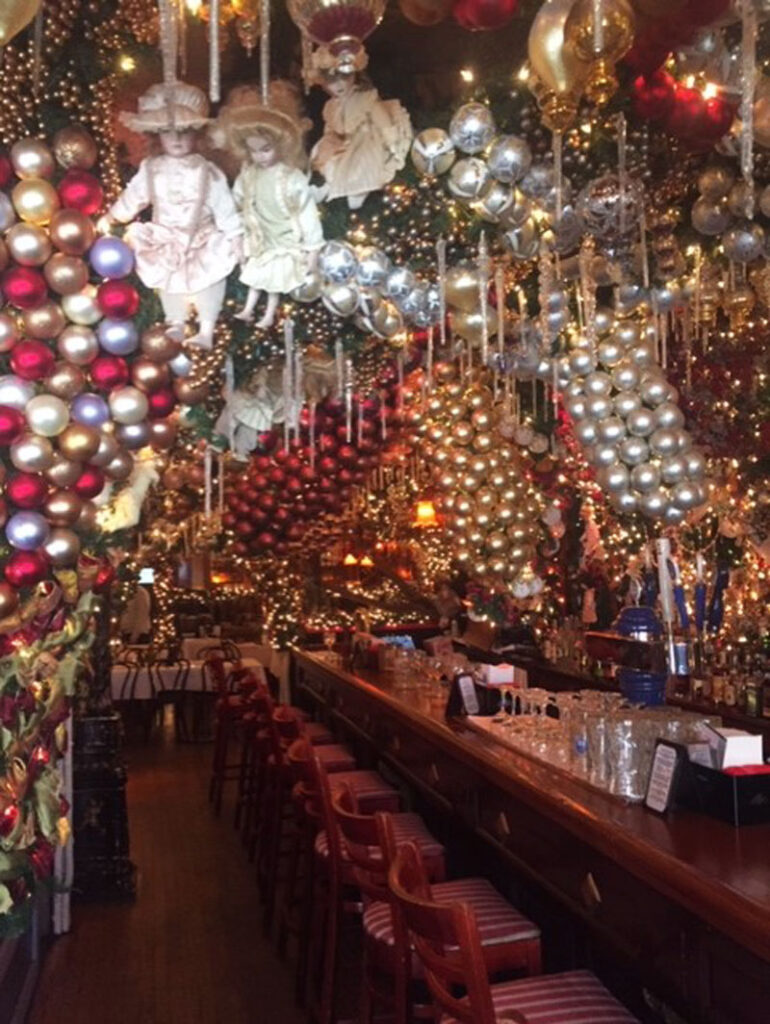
[28, 718, 307, 1024]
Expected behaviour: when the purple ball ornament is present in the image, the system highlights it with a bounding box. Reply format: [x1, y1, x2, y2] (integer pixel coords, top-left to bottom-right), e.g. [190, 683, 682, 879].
[97, 317, 139, 356]
[71, 392, 110, 428]
[6, 510, 51, 551]
[115, 421, 151, 449]
[89, 235, 135, 279]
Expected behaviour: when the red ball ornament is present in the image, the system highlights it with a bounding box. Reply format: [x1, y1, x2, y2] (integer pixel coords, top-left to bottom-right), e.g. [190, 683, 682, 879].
[318, 455, 338, 475]
[0, 406, 26, 445]
[665, 85, 706, 138]
[286, 523, 304, 542]
[632, 71, 675, 122]
[0, 803, 20, 838]
[255, 531, 277, 551]
[0, 155, 13, 188]
[337, 444, 358, 467]
[10, 340, 55, 380]
[73, 465, 105, 499]
[253, 455, 271, 472]
[318, 433, 338, 455]
[2, 267, 47, 310]
[147, 387, 176, 419]
[273, 447, 290, 465]
[702, 95, 736, 142]
[93, 563, 116, 592]
[258, 493, 277, 513]
[452, 0, 517, 29]
[222, 511, 237, 529]
[285, 455, 302, 473]
[268, 467, 286, 486]
[5, 549, 49, 588]
[90, 355, 129, 390]
[285, 476, 302, 495]
[96, 280, 140, 319]
[6, 472, 48, 509]
[57, 170, 104, 215]
[299, 465, 317, 484]
[235, 520, 254, 537]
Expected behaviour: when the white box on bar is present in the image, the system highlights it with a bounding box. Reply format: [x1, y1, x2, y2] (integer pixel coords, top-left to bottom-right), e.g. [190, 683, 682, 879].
[716, 728, 764, 769]
[480, 663, 514, 685]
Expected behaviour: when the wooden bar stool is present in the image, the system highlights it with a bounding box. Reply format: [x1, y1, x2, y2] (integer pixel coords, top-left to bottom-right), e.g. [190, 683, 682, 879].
[333, 787, 541, 1024]
[207, 657, 265, 816]
[389, 842, 639, 1024]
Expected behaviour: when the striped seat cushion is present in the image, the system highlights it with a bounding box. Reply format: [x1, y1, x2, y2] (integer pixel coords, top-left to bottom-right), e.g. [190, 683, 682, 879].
[304, 721, 335, 745]
[364, 877, 539, 950]
[315, 743, 357, 773]
[329, 770, 401, 812]
[315, 812, 445, 873]
[441, 970, 638, 1024]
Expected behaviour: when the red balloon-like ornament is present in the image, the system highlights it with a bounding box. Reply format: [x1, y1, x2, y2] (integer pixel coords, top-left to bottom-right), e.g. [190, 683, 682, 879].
[4, 549, 49, 588]
[57, 169, 104, 215]
[2, 267, 47, 310]
[10, 340, 55, 380]
[6, 472, 49, 509]
[0, 406, 26, 445]
[96, 280, 140, 319]
[73, 465, 106, 499]
[452, 0, 517, 29]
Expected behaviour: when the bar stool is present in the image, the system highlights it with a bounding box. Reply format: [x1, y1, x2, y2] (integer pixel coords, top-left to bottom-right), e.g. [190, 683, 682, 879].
[333, 787, 541, 1024]
[389, 842, 638, 1024]
[207, 658, 264, 815]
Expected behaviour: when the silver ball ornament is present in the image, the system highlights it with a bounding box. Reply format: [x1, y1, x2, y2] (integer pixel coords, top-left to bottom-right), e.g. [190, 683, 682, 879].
[449, 103, 496, 154]
[487, 134, 531, 183]
[584, 371, 613, 396]
[691, 197, 731, 236]
[660, 454, 688, 485]
[684, 448, 707, 479]
[611, 361, 640, 392]
[653, 401, 685, 430]
[614, 392, 642, 418]
[586, 394, 612, 419]
[640, 488, 668, 518]
[630, 461, 661, 493]
[410, 128, 456, 176]
[626, 408, 655, 437]
[697, 165, 734, 199]
[598, 339, 624, 368]
[597, 416, 627, 444]
[639, 374, 669, 406]
[649, 427, 679, 457]
[619, 436, 649, 466]
[722, 221, 765, 263]
[318, 240, 357, 283]
[355, 247, 390, 288]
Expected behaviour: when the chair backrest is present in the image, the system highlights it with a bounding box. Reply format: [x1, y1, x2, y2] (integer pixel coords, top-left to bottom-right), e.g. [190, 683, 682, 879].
[388, 842, 505, 1024]
[302, 740, 346, 887]
[331, 785, 390, 902]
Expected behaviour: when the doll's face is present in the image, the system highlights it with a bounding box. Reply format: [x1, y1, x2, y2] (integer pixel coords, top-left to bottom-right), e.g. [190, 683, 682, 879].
[325, 75, 355, 98]
[246, 134, 279, 168]
[159, 131, 196, 157]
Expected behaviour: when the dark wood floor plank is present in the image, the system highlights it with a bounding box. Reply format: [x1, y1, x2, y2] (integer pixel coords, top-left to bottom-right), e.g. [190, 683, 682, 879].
[28, 720, 307, 1024]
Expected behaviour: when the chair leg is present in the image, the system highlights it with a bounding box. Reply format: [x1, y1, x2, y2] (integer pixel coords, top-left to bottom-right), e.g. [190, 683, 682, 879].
[261, 774, 287, 933]
[276, 802, 304, 959]
[294, 824, 314, 1007]
[233, 724, 254, 830]
[319, 892, 341, 1024]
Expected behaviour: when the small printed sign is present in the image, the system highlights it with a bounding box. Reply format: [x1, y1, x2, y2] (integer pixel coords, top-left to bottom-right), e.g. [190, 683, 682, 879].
[645, 740, 684, 814]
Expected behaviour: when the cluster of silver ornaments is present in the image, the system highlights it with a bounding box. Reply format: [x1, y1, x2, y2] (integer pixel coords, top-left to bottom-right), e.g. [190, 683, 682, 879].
[293, 240, 441, 339]
[562, 310, 709, 524]
[692, 165, 769, 263]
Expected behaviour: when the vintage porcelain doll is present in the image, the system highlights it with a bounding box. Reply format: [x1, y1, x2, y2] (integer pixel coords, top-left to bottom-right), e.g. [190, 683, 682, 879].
[311, 49, 412, 210]
[214, 85, 323, 329]
[108, 81, 242, 349]
[214, 363, 287, 460]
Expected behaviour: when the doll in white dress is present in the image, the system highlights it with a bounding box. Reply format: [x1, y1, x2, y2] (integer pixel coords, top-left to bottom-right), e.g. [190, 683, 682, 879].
[214, 85, 324, 329]
[310, 49, 412, 210]
[107, 81, 243, 349]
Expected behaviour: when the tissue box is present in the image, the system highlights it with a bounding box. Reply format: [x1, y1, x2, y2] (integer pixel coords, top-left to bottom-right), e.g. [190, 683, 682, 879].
[480, 663, 514, 685]
[705, 726, 764, 769]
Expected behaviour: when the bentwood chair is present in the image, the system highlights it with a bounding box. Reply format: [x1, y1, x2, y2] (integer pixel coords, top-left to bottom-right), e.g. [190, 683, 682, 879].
[389, 842, 639, 1024]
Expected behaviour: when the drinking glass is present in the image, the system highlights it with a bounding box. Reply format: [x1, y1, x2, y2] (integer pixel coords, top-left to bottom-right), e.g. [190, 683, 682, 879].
[607, 714, 647, 801]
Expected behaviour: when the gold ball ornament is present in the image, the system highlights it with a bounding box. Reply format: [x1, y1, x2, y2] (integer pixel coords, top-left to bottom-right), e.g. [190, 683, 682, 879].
[475, 487, 497, 510]
[44, 253, 89, 296]
[43, 527, 81, 567]
[452, 308, 498, 347]
[49, 210, 95, 256]
[473, 431, 494, 453]
[12, 178, 60, 226]
[434, 362, 457, 383]
[44, 361, 86, 401]
[527, 0, 588, 131]
[45, 453, 82, 487]
[438, 470, 458, 491]
[149, 419, 177, 450]
[460, 472, 481, 493]
[469, 455, 488, 477]
[44, 489, 83, 527]
[452, 421, 473, 446]
[455, 494, 473, 516]
[564, 0, 635, 106]
[52, 125, 98, 170]
[473, 508, 492, 531]
[0, 582, 19, 618]
[61, 286, 101, 326]
[57, 325, 99, 365]
[22, 300, 66, 340]
[427, 423, 446, 444]
[496, 500, 515, 524]
[10, 433, 54, 472]
[173, 378, 209, 405]
[446, 401, 467, 422]
[76, 500, 98, 531]
[10, 138, 55, 179]
[104, 451, 134, 481]
[444, 264, 482, 313]
[131, 357, 170, 393]
[58, 422, 101, 462]
[140, 325, 182, 363]
[90, 431, 120, 467]
[471, 409, 492, 432]
[451, 448, 470, 470]
[0, 313, 19, 353]
[487, 531, 509, 555]
[488, 557, 507, 577]
[6, 222, 52, 266]
[472, 559, 489, 578]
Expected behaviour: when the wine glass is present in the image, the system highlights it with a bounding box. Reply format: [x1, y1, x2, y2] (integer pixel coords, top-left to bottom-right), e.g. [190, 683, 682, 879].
[323, 629, 336, 662]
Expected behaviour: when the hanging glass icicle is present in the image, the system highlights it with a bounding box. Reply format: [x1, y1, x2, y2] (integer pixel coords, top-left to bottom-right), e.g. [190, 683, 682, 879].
[592, 0, 604, 52]
[177, 0, 187, 79]
[158, 0, 178, 83]
[260, 0, 271, 104]
[436, 236, 447, 351]
[639, 210, 650, 289]
[740, 0, 757, 218]
[616, 112, 627, 236]
[334, 340, 344, 396]
[224, 354, 236, 453]
[293, 338, 302, 437]
[477, 231, 490, 367]
[345, 358, 354, 442]
[579, 237, 597, 354]
[309, 401, 316, 469]
[210, 0, 221, 103]
[32, 2, 44, 99]
[283, 317, 293, 448]
[427, 324, 434, 389]
[495, 265, 505, 357]
[553, 131, 563, 223]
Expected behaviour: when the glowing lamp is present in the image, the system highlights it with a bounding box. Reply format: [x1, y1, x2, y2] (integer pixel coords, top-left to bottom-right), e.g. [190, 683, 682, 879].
[343, 553, 359, 566]
[359, 555, 374, 568]
[413, 499, 437, 527]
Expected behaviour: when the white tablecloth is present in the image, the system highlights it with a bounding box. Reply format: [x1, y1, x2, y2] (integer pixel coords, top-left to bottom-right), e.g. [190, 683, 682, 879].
[180, 638, 264, 662]
[111, 657, 265, 701]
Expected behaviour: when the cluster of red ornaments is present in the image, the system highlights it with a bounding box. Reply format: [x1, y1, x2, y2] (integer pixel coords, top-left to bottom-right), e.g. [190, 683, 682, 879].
[224, 368, 408, 558]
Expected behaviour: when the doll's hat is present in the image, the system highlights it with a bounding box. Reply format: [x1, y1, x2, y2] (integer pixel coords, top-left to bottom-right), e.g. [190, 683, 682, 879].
[211, 83, 311, 162]
[120, 80, 211, 134]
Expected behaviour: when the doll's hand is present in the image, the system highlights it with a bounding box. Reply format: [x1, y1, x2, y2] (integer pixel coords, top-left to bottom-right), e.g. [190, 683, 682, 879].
[96, 214, 114, 235]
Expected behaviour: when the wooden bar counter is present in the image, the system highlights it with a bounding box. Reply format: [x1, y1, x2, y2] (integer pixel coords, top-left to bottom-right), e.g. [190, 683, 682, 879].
[293, 650, 770, 1024]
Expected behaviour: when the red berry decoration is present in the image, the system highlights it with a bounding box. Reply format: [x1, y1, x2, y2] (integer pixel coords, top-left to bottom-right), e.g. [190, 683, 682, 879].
[96, 280, 140, 319]
[2, 267, 47, 310]
[73, 466, 106, 499]
[90, 355, 129, 390]
[0, 803, 20, 838]
[0, 406, 26, 445]
[10, 340, 55, 380]
[4, 550, 49, 588]
[6, 473, 48, 509]
[57, 169, 104, 215]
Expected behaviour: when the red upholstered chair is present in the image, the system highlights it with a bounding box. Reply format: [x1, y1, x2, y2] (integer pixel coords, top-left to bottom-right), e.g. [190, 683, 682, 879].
[389, 842, 639, 1024]
[207, 653, 266, 815]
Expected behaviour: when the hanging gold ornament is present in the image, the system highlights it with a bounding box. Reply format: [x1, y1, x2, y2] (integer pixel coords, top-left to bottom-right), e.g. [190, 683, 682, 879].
[528, 0, 588, 131]
[564, 0, 635, 106]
